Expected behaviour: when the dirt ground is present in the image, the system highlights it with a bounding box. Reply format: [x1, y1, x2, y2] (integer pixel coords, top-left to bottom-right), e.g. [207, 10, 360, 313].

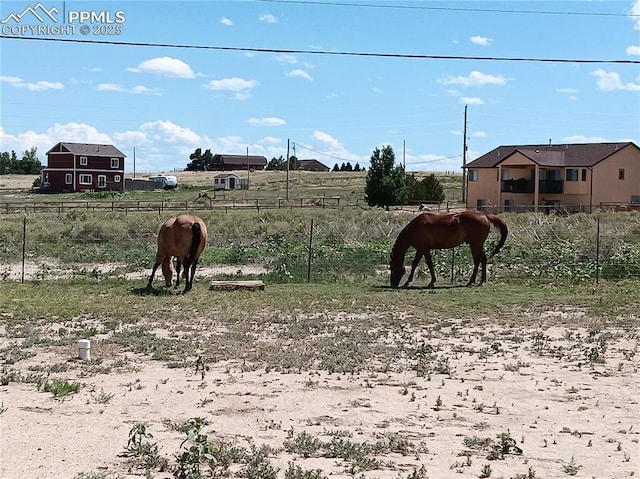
[0, 302, 638, 478]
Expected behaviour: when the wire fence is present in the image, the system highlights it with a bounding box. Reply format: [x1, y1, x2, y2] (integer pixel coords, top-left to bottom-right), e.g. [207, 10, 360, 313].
[4, 213, 640, 285]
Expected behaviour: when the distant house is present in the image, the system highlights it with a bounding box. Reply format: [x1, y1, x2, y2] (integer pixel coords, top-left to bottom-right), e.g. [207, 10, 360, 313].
[42, 142, 125, 193]
[464, 142, 640, 213]
[212, 154, 267, 171]
[214, 173, 244, 190]
[299, 159, 330, 172]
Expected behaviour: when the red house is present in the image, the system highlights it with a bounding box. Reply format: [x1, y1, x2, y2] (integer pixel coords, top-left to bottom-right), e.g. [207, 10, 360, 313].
[42, 142, 126, 193]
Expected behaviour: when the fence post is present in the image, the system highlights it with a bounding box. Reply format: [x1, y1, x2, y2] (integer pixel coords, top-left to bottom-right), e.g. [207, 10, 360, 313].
[595, 217, 601, 285]
[21, 215, 26, 284]
[450, 247, 455, 284]
[307, 219, 314, 283]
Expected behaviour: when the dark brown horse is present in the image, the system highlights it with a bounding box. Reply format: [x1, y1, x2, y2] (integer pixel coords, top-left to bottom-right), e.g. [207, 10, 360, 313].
[147, 214, 208, 293]
[390, 211, 508, 288]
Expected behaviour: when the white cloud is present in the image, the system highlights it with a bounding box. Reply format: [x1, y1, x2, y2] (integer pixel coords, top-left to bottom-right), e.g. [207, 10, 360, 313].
[556, 88, 579, 94]
[1, 76, 63, 91]
[563, 134, 609, 143]
[127, 57, 196, 78]
[627, 45, 640, 56]
[96, 83, 125, 92]
[591, 69, 640, 91]
[205, 78, 259, 92]
[439, 71, 511, 87]
[460, 96, 484, 105]
[275, 54, 298, 64]
[630, 0, 640, 29]
[470, 35, 492, 46]
[471, 131, 487, 138]
[0, 123, 113, 161]
[313, 131, 342, 149]
[286, 69, 313, 81]
[259, 12, 277, 23]
[220, 16, 233, 26]
[96, 83, 163, 95]
[131, 85, 163, 95]
[204, 77, 259, 100]
[246, 117, 287, 126]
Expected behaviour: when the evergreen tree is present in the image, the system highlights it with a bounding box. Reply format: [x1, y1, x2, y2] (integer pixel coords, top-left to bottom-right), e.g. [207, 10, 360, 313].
[186, 148, 215, 171]
[267, 155, 286, 170]
[364, 145, 410, 208]
[0, 148, 42, 175]
[332, 163, 340, 172]
[407, 173, 445, 203]
[345, 162, 353, 172]
[354, 163, 361, 172]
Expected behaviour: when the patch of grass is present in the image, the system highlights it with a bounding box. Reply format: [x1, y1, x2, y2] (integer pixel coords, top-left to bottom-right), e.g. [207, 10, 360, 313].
[39, 378, 80, 398]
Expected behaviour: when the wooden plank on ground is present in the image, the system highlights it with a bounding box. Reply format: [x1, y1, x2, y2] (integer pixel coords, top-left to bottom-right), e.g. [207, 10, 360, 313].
[209, 280, 265, 291]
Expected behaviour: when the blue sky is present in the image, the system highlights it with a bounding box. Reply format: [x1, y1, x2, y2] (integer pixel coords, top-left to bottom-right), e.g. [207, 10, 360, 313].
[1, 0, 639, 173]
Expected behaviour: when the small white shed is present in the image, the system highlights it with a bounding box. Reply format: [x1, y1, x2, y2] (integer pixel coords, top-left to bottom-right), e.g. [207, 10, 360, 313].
[214, 173, 243, 190]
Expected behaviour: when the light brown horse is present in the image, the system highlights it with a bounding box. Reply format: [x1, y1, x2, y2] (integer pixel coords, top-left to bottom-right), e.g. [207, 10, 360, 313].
[390, 211, 508, 288]
[147, 214, 208, 293]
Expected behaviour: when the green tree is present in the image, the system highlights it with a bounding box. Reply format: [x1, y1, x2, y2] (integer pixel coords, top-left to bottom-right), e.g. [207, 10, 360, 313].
[266, 155, 286, 170]
[185, 148, 215, 171]
[332, 163, 339, 172]
[20, 147, 42, 174]
[288, 155, 299, 171]
[0, 148, 42, 175]
[365, 145, 410, 208]
[408, 173, 445, 203]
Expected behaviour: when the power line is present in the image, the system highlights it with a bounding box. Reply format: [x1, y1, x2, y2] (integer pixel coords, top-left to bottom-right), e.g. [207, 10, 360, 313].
[2, 36, 638, 64]
[257, 0, 638, 18]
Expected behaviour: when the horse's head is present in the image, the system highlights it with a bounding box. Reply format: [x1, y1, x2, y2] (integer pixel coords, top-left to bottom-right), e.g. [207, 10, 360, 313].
[389, 255, 405, 288]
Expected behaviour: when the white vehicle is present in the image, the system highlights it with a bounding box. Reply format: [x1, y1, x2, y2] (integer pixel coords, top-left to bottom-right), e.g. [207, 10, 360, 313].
[149, 175, 178, 190]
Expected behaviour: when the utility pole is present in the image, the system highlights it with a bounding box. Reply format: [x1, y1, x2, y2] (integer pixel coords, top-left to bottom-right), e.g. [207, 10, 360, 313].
[286, 139, 290, 201]
[246, 147, 250, 190]
[133, 147, 136, 178]
[403, 140, 406, 170]
[462, 105, 468, 203]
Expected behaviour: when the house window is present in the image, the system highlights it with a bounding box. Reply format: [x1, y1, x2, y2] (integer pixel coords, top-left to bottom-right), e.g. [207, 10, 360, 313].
[619, 169, 625, 180]
[476, 199, 487, 211]
[468, 169, 478, 182]
[80, 156, 88, 166]
[581, 169, 587, 181]
[566, 169, 578, 181]
[97, 175, 107, 188]
[111, 158, 119, 168]
[501, 169, 509, 180]
[65, 173, 72, 184]
[114, 175, 121, 182]
[631, 195, 640, 205]
[79, 174, 92, 185]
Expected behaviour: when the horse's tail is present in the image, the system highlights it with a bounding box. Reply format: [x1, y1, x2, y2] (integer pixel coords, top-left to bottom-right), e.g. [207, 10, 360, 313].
[486, 214, 508, 259]
[185, 222, 202, 266]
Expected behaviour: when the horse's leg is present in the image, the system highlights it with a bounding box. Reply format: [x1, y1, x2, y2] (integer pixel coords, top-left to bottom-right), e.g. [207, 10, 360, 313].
[161, 258, 173, 287]
[147, 262, 161, 289]
[174, 258, 182, 289]
[425, 250, 437, 288]
[467, 245, 484, 286]
[479, 250, 488, 284]
[183, 260, 198, 294]
[402, 251, 423, 287]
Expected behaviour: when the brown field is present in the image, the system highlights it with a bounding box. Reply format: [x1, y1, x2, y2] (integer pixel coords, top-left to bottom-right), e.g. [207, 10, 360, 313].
[0, 173, 638, 479]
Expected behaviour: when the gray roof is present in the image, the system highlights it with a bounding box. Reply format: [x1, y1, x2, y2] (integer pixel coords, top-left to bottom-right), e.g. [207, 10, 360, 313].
[466, 142, 638, 168]
[213, 154, 267, 166]
[47, 142, 126, 157]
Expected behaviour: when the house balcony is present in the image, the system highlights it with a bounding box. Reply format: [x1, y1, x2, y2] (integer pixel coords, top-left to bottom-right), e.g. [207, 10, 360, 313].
[539, 180, 563, 194]
[501, 179, 563, 194]
[501, 179, 534, 193]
